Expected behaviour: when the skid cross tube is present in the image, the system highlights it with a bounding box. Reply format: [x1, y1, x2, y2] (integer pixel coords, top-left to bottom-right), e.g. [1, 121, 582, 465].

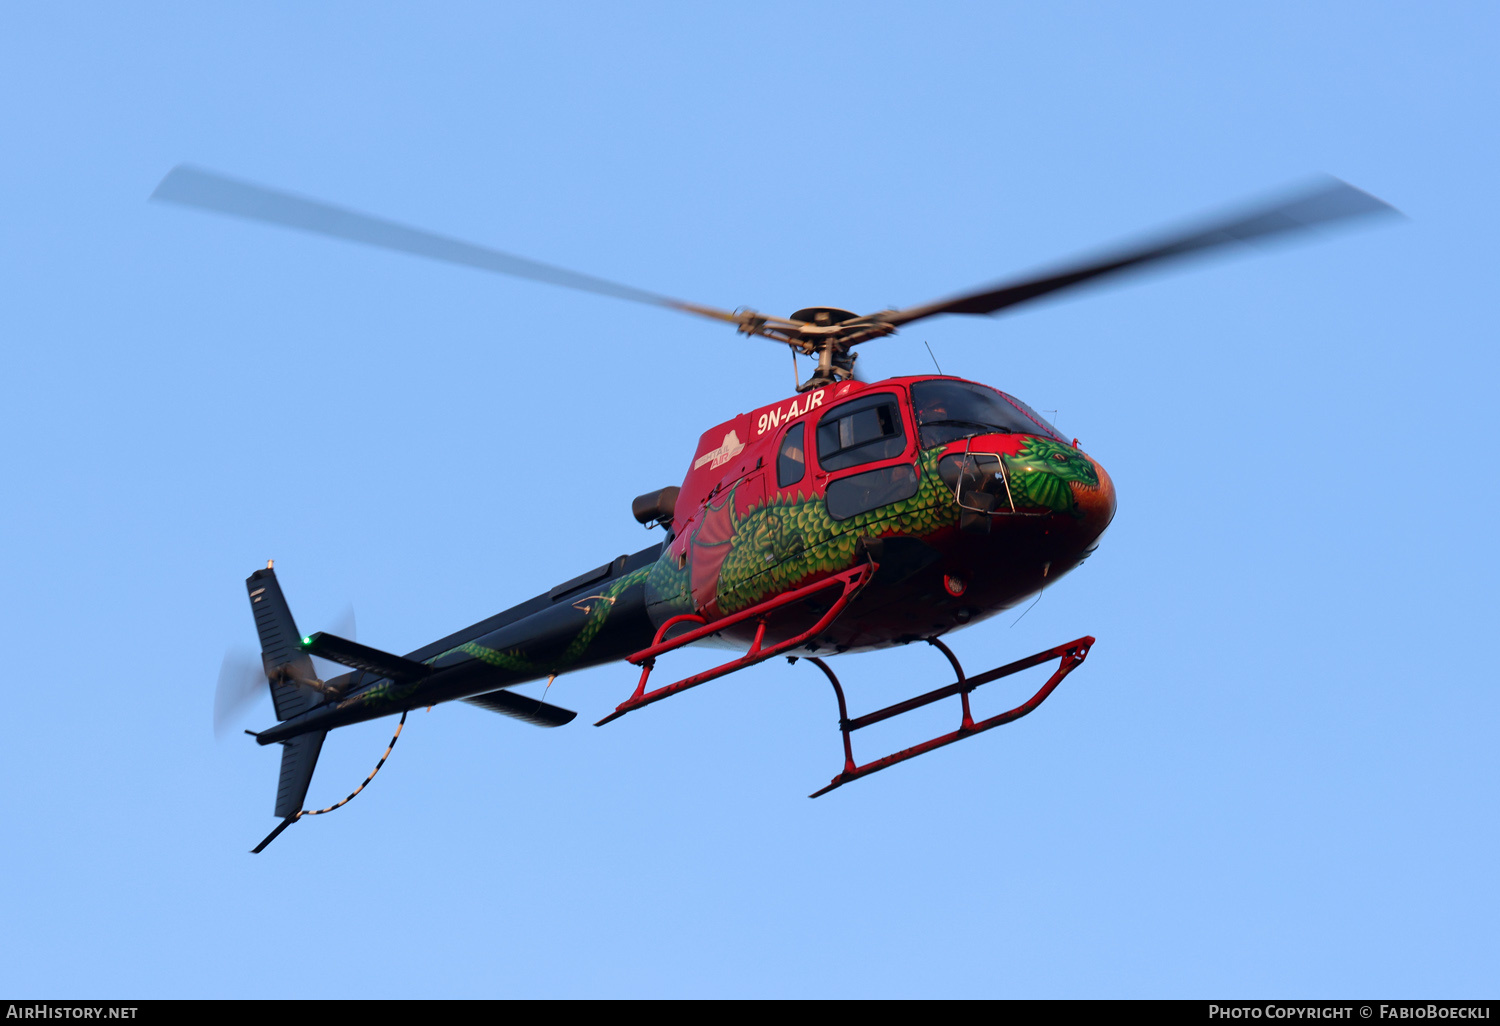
[804, 634, 1094, 797]
[595, 562, 876, 727]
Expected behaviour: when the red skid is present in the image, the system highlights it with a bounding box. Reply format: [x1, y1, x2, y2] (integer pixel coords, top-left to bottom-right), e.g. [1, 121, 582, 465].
[807, 635, 1093, 797]
[594, 563, 876, 727]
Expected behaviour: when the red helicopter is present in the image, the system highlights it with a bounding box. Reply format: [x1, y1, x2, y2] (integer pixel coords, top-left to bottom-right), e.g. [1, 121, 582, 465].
[156, 167, 1395, 852]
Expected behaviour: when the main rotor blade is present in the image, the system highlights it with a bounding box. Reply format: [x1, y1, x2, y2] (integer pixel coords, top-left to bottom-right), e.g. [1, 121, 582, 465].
[880, 177, 1399, 329]
[151, 165, 743, 325]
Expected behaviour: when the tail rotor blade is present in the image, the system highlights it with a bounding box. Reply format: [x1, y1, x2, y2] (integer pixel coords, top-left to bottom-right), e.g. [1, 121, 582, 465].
[214, 648, 265, 738]
[310, 603, 356, 684]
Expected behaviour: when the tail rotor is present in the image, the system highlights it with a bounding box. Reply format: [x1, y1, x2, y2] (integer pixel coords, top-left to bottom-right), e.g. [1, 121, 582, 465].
[309, 604, 356, 688]
[213, 602, 356, 738]
[214, 648, 265, 738]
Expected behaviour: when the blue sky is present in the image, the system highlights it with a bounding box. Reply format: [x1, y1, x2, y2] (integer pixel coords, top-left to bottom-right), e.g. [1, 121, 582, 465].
[1, 2, 1495, 998]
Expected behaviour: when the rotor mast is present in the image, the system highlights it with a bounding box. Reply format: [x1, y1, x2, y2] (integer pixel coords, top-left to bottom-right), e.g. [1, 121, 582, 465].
[727, 306, 898, 391]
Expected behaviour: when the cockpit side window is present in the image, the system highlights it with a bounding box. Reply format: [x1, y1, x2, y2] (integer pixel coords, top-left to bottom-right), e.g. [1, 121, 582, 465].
[911, 380, 1064, 448]
[815, 393, 907, 471]
[777, 422, 807, 487]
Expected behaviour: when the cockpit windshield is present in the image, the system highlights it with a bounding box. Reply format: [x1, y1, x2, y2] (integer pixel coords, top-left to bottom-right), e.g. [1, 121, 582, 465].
[910, 380, 1064, 448]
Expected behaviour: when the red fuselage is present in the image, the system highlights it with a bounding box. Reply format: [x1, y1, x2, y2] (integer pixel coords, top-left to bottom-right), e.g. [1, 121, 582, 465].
[662, 374, 1117, 653]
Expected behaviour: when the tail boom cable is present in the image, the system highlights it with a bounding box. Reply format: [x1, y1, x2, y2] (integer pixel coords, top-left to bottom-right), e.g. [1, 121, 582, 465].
[250, 709, 408, 853]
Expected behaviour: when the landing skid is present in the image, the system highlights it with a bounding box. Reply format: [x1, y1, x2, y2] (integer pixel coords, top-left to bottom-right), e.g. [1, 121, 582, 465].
[800, 635, 1093, 798]
[595, 563, 876, 727]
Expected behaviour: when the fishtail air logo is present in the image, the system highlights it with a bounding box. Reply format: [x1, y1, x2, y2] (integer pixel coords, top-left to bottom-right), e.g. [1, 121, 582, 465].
[694, 430, 746, 470]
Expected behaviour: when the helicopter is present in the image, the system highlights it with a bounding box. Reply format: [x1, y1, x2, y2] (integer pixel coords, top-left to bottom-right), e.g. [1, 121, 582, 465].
[153, 166, 1396, 852]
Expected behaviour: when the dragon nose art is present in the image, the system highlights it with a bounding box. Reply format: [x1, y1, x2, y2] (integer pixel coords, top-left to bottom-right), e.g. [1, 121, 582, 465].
[1073, 453, 1117, 538]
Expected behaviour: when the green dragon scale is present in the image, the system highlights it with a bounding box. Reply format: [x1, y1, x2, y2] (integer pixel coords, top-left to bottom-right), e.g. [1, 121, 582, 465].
[713, 436, 1096, 614]
[440, 435, 1094, 676]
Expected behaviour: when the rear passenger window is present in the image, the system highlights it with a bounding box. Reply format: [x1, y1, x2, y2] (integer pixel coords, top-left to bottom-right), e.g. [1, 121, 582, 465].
[777, 423, 807, 487]
[816, 393, 906, 471]
[826, 463, 920, 521]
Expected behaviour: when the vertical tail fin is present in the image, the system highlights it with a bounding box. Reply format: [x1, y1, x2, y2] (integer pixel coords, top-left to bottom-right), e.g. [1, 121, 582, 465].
[245, 565, 327, 849]
[275, 731, 327, 818]
[249, 731, 327, 854]
[247, 565, 322, 722]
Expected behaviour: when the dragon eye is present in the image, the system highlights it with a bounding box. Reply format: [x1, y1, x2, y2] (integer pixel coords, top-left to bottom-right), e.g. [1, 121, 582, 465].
[1051, 452, 1068, 462]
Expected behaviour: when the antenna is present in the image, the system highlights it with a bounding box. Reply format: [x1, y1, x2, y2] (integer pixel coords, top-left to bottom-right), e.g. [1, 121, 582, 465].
[923, 340, 943, 375]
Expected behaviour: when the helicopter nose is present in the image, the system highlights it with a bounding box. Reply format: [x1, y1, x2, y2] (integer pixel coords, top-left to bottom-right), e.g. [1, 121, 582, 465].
[989, 437, 1116, 534]
[1072, 453, 1116, 540]
[941, 436, 1116, 534]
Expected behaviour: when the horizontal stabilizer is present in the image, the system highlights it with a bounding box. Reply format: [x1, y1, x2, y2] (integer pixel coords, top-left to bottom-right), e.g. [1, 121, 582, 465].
[301, 632, 430, 683]
[463, 689, 577, 727]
